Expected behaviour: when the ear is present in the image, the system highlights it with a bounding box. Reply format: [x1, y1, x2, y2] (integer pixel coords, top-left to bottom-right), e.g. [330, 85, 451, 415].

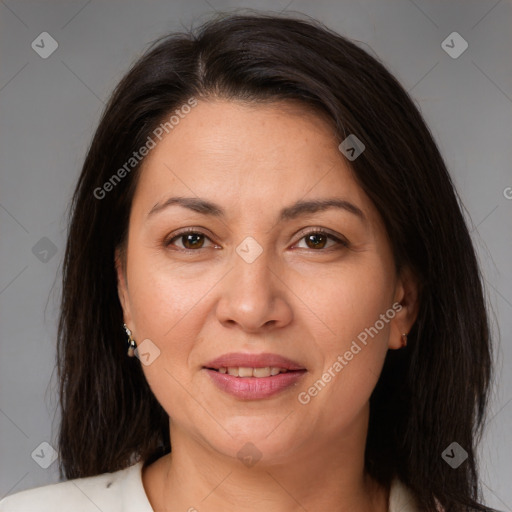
[115, 247, 132, 327]
[388, 266, 420, 350]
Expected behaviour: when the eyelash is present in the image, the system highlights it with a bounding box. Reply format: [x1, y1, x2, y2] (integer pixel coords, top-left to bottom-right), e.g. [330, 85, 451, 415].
[164, 227, 349, 253]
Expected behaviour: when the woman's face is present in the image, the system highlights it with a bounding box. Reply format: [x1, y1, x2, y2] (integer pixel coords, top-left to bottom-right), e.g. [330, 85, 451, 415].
[116, 99, 417, 464]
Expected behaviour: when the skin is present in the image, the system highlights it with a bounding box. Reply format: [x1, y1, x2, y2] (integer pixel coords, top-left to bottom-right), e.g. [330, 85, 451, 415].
[116, 99, 419, 512]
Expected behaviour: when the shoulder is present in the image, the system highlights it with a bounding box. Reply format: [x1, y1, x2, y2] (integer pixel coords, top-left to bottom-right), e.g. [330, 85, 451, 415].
[388, 477, 422, 512]
[0, 461, 152, 512]
[389, 478, 445, 512]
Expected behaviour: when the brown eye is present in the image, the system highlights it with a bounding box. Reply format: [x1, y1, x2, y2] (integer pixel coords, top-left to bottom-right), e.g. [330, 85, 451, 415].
[295, 230, 348, 251]
[180, 233, 205, 249]
[304, 232, 328, 249]
[166, 230, 214, 251]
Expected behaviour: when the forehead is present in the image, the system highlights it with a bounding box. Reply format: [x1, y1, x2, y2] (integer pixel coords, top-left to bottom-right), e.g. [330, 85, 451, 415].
[132, 99, 371, 219]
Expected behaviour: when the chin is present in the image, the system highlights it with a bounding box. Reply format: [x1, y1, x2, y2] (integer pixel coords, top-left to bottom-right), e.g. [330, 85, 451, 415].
[208, 423, 304, 465]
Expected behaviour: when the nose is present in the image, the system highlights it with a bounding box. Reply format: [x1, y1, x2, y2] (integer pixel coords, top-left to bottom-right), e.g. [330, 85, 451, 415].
[215, 244, 293, 334]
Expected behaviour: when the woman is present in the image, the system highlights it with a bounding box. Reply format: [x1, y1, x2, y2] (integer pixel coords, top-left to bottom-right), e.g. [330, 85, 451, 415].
[0, 12, 498, 512]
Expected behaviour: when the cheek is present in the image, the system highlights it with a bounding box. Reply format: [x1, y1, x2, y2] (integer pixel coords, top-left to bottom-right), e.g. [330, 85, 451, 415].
[297, 257, 394, 420]
[124, 247, 205, 374]
[307, 254, 395, 350]
[126, 239, 210, 328]
[125, 259, 203, 414]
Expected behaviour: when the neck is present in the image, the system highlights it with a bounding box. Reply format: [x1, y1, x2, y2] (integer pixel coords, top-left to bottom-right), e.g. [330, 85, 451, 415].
[142, 407, 389, 512]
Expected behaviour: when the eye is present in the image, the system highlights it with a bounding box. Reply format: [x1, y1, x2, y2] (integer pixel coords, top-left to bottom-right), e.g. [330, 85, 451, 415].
[294, 229, 349, 251]
[165, 229, 217, 251]
[165, 228, 349, 252]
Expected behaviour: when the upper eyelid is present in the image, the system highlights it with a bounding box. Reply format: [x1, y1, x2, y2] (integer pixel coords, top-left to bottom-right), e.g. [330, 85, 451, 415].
[294, 226, 346, 241]
[166, 228, 216, 246]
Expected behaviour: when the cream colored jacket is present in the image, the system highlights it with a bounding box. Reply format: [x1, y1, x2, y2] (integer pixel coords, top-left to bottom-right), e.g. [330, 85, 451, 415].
[0, 461, 421, 511]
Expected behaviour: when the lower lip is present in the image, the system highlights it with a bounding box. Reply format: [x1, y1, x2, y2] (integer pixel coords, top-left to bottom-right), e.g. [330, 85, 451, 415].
[204, 368, 307, 400]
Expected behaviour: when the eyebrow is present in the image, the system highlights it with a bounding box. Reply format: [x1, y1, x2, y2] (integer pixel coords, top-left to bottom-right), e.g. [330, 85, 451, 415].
[147, 196, 366, 223]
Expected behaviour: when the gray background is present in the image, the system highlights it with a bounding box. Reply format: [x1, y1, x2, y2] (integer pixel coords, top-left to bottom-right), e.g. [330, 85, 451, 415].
[1, 0, 511, 509]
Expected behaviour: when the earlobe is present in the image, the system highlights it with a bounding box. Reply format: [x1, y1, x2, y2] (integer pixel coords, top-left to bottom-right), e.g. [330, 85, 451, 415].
[389, 267, 420, 350]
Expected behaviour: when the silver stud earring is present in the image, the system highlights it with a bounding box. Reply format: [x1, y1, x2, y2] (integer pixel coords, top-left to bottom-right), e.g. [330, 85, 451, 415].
[123, 323, 137, 357]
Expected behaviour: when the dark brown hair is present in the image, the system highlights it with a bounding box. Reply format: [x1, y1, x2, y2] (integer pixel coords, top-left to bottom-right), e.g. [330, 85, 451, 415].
[57, 12, 496, 512]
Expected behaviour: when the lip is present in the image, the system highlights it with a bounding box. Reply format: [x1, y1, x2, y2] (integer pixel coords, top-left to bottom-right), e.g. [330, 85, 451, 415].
[203, 352, 307, 400]
[203, 352, 306, 371]
[204, 368, 307, 400]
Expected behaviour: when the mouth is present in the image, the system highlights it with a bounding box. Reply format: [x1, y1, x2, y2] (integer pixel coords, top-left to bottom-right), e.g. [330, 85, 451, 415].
[203, 353, 307, 400]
